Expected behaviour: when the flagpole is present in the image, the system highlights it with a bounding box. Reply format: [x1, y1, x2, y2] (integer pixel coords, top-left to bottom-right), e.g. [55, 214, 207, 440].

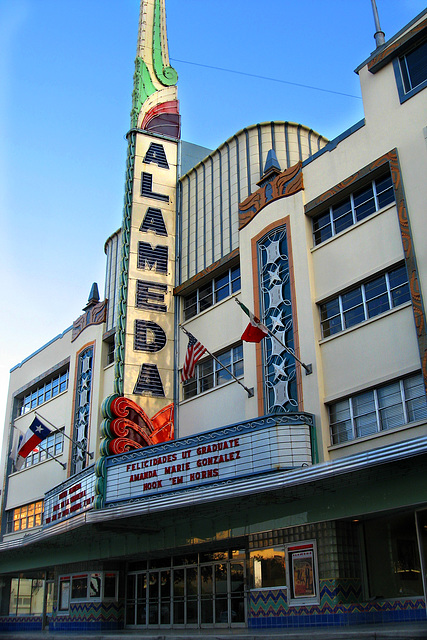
[35, 412, 94, 460]
[180, 326, 254, 398]
[235, 298, 312, 375]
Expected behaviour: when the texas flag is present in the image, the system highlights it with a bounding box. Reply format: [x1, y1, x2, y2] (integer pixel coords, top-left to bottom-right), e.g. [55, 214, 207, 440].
[14, 417, 51, 470]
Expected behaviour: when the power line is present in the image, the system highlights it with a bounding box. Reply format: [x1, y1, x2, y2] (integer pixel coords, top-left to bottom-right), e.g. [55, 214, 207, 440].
[170, 58, 362, 100]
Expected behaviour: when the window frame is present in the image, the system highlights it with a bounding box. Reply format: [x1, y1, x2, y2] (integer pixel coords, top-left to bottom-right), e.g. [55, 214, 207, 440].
[393, 35, 427, 103]
[249, 546, 287, 591]
[182, 343, 244, 400]
[329, 372, 427, 446]
[58, 572, 118, 612]
[6, 500, 44, 534]
[319, 264, 410, 339]
[312, 171, 395, 246]
[16, 368, 69, 417]
[183, 265, 241, 320]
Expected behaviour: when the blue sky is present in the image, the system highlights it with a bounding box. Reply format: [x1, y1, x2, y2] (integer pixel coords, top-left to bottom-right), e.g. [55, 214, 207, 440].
[0, 0, 425, 427]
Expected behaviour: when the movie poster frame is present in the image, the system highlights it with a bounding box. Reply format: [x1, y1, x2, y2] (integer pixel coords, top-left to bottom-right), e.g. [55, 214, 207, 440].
[285, 539, 320, 605]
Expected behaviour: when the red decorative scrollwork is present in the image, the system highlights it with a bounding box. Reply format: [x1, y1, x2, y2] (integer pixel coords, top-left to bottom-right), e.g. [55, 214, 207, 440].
[107, 397, 174, 455]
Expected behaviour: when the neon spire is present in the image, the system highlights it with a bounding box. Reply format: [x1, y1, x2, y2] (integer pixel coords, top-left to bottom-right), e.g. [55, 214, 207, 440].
[131, 0, 180, 137]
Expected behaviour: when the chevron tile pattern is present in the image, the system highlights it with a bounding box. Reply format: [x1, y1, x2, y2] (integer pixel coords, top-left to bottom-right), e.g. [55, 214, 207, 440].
[248, 580, 426, 628]
[49, 601, 124, 631]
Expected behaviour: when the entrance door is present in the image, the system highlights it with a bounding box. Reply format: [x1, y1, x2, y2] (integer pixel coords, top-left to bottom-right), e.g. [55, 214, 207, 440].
[126, 557, 246, 628]
[198, 560, 245, 627]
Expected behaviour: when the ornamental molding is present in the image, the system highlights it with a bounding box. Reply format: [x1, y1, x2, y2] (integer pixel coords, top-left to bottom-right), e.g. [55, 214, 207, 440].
[239, 161, 303, 230]
[71, 300, 107, 342]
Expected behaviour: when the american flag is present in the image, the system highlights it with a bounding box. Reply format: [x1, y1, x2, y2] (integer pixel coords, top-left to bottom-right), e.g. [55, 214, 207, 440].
[181, 332, 207, 382]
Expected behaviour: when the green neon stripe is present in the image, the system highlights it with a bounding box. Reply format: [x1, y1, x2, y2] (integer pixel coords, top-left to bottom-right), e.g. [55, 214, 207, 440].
[130, 59, 157, 128]
[152, 0, 178, 87]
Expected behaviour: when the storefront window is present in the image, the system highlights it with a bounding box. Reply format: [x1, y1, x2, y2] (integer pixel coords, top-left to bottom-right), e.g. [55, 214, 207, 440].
[58, 572, 118, 610]
[249, 547, 286, 589]
[364, 512, 423, 598]
[9, 577, 44, 615]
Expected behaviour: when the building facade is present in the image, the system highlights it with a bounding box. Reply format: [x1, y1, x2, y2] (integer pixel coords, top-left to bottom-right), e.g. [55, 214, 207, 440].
[0, 0, 427, 632]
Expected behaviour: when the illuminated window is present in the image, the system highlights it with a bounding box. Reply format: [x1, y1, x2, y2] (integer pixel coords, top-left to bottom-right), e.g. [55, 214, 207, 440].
[7, 501, 43, 533]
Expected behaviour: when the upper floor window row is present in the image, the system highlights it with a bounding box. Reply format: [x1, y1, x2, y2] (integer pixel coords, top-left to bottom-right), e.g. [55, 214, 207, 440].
[329, 372, 427, 445]
[183, 265, 241, 320]
[399, 37, 427, 94]
[17, 369, 69, 417]
[182, 343, 243, 400]
[320, 264, 410, 339]
[312, 172, 394, 246]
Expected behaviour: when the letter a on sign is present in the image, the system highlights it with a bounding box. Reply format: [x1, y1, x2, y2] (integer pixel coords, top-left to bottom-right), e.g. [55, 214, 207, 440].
[133, 364, 165, 397]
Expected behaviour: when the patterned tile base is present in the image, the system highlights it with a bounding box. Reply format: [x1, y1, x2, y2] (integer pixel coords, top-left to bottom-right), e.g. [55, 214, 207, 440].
[248, 580, 426, 628]
[49, 601, 124, 631]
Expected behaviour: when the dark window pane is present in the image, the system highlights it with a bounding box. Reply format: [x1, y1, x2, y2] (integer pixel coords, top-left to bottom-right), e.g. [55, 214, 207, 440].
[320, 298, 342, 337]
[183, 292, 197, 320]
[353, 185, 375, 221]
[199, 284, 213, 312]
[353, 391, 377, 438]
[199, 359, 214, 392]
[375, 174, 395, 209]
[341, 288, 363, 311]
[332, 199, 352, 233]
[231, 266, 241, 293]
[329, 400, 352, 444]
[313, 212, 332, 245]
[183, 379, 197, 399]
[215, 273, 230, 302]
[365, 275, 389, 318]
[403, 39, 427, 91]
[320, 298, 340, 321]
[404, 375, 427, 422]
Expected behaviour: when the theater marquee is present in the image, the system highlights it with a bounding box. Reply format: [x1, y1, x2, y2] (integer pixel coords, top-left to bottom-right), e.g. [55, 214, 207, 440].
[104, 415, 314, 506]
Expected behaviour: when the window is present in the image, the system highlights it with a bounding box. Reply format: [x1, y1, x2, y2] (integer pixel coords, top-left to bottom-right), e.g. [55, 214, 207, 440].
[249, 547, 286, 589]
[106, 339, 115, 366]
[399, 38, 427, 94]
[320, 265, 410, 338]
[58, 572, 118, 610]
[6, 501, 43, 533]
[329, 372, 427, 445]
[16, 368, 69, 416]
[9, 577, 45, 615]
[183, 265, 241, 320]
[182, 344, 243, 399]
[312, 172, 395, 245]
[23, 429, 64, 469]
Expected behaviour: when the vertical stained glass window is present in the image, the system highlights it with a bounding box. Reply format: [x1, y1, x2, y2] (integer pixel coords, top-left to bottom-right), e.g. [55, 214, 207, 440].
[258, 226, 298, 412]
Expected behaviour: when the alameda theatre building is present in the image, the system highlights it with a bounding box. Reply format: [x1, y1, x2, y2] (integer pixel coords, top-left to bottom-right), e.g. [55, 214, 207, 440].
[1, 0, 427, 632]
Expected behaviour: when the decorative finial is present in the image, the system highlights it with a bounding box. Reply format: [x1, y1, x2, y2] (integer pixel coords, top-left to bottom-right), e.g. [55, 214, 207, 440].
[83, 283, 100, 311]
